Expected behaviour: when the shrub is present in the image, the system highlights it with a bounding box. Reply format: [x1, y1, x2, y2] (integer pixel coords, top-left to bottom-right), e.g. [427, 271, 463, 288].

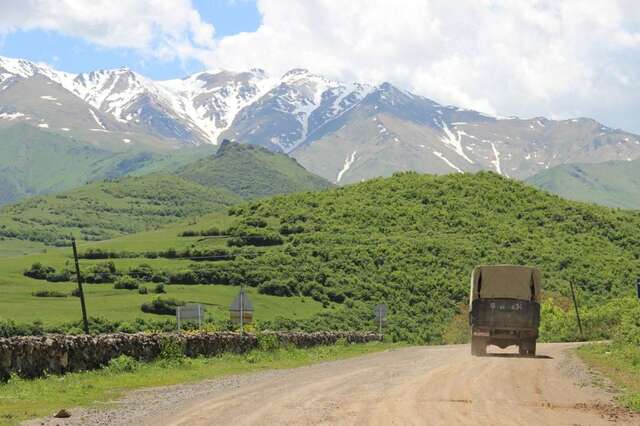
[243, 218, 268, 228]
[128, 264, 168, 283]
[113, 276, 139, 290]
[258, 280, 293, 297]
[32, 290, 67, 298]
[0, 319, 45, 337]
[257, 333, 280, 352]
[107, 355, 138, 373]
[158, 338, 185, 363]
[153, 283, 166, 294]
[84, 262, 117, 284]
[138, 286, 149, 295]
[45, 271, 72, 282]
[24, 263, 55, 280]
[140, 297, 184, 315]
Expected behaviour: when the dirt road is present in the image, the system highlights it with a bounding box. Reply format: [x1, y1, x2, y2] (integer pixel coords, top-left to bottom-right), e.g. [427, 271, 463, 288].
[142, 343, 634, 426]
[37, 343, 637, 425]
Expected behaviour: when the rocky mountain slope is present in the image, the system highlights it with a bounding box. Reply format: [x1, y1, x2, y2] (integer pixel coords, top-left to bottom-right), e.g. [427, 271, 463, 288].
[2, 55, 640, 189]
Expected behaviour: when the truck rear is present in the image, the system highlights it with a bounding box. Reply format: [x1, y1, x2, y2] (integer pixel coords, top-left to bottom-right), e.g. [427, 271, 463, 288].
[469, 265, 541, 356]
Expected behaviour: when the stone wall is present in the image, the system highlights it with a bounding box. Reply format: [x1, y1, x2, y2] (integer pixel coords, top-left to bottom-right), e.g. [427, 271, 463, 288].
[0, 331, 382, 380]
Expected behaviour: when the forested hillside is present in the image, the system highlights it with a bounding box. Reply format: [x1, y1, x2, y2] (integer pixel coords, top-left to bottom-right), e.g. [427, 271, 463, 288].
[209, 172, 640, 341]
[4, 171, 639, 343]
[178, 140, 332, 199]
[0, 175, 240, 245]
[0, 140, 331, 245]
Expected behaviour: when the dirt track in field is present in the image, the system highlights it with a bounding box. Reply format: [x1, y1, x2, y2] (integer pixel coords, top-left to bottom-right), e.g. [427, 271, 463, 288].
[34, 343, 638, 426]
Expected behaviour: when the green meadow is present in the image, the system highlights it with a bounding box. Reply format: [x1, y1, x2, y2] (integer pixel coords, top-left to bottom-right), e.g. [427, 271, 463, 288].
[0, 213, 324, 327]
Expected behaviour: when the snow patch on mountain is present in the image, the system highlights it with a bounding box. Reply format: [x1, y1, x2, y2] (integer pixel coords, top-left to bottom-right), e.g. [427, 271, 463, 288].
[89, 109, 106, 130]
[0, 112, 26, 120]
[337, 150, 358, 182]
[433, 151, 463, 173]
[440, 121, 474, 164]
[160, 70, 275, 143]
[490, 142, 503, 175]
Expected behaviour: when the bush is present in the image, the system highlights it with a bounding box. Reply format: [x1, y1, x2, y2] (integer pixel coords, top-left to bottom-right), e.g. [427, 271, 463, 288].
[32, 290, 67, 298]
[258, 280, 293, 297]
[24, 263, 55, 280]
[113, 276, 140, 290]
[0, 319, 45, 337]
[158, 338, 185, 363]
[138, 286, 149, 295]
[153, 283, 166, 294]
[107, 355, 138, 373]
[128, 264, 168, 283]
[257, 333, 280, 352]
[45, 271, 72, 282]
[140, 297, 184, 315]
[84, 262, 117, 284]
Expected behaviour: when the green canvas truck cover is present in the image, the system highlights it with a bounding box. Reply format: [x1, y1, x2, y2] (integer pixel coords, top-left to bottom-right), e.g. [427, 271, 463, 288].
[469, 265, 541, 308]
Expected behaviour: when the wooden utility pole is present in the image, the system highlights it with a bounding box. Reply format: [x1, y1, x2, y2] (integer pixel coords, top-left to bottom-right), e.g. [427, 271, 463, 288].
[239, 285, 244, 336]
[71, 237, 90, 334]
[568, 280, 584, 341]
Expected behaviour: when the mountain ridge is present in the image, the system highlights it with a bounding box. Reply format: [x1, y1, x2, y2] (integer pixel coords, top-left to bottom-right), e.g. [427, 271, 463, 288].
[2, 54, 640, 189]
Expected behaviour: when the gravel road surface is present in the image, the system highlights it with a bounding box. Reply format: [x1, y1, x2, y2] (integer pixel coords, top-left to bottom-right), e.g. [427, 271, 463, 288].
[31, 343, 637, 425]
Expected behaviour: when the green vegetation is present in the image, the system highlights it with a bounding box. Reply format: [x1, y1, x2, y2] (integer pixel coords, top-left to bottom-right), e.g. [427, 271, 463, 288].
[1, 171, 639, 343]
[0, 341, 398, 425]
[527, 159, 640, 209]
[0, 238, 47, 258]
[178, 140, 332, 199]
[574, 298, 640, 412]
[211, 171, 640, 342]
[0, 124, 218, 207]
[0, 175, 240, 244]
[0, 140, 331, 246]
[140, 297, 185, 315]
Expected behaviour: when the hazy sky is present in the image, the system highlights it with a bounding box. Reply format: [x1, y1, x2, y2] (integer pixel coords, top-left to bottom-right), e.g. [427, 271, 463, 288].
[1, 0, 639, 133]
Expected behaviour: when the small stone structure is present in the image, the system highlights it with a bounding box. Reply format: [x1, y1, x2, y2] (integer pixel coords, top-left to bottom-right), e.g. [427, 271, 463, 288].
[0, 331, 382, 380]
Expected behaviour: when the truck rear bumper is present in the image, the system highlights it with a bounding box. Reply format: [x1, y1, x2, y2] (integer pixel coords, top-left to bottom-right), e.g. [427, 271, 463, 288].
[472, 327, 537, 340]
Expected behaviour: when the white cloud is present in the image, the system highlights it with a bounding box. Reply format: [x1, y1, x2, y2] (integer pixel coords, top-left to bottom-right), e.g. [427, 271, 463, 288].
[0, 0, 215, 62]
[203, 0, 640, 132]
[2, 0, 640, 132]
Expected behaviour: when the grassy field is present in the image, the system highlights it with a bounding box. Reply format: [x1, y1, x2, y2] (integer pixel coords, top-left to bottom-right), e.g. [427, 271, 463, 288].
[0, 342, 400, 425]
[577, 343, 640, 412]
[0, 239, 47, 258]
[0, 213, 324, 326]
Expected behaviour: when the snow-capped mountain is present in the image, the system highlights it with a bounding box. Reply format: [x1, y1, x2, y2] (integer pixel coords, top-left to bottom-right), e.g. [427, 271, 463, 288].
[2, 55, 640, 185]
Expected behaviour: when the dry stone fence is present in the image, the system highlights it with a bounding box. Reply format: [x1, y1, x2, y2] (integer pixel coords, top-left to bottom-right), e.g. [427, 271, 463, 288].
[0, 331, 382, 380]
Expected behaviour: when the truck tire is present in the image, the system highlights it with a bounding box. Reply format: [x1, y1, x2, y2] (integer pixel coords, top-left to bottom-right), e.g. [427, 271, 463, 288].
[471, 336, 487, 356]
[519, 339, 536, 357]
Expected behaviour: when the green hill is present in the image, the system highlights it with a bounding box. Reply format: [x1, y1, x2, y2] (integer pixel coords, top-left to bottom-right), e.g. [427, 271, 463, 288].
[0, 123, 219, 206]
[3, 172, 640, 344]
[527, 160, 640, 209]
[208, 171, 640, 341]
[178, 140, 332, 199]
[0, 175, 240, 245]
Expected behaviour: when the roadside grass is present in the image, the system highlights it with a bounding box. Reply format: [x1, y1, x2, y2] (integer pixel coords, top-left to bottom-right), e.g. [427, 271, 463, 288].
[577, 343, 640, 412]
[0, 341, 401, 425]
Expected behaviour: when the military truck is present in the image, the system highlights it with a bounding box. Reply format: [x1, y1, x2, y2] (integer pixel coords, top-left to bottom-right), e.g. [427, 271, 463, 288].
[469, 265, 541, 356]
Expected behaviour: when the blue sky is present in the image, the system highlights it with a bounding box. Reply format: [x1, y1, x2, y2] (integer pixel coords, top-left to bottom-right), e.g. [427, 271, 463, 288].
[0, 0, 261, 80]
